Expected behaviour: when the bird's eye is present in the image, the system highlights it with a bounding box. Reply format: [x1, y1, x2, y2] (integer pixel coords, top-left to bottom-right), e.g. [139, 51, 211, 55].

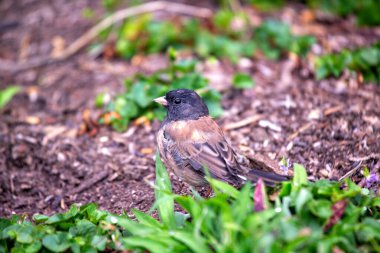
[174, 98, 181, 104]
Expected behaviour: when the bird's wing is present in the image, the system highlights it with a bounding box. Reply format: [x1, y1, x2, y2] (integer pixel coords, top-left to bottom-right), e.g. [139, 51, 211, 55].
[164, 116, 242, 181]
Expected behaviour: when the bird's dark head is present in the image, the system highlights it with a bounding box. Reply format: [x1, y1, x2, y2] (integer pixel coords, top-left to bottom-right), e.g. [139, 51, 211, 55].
[154, 89, 209, 121]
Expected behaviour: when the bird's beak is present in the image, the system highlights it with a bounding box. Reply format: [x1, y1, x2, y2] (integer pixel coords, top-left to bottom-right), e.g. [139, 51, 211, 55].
[153, 96, 168, 106]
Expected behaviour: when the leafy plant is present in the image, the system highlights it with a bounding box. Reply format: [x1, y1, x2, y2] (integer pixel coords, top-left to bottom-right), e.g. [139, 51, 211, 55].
[249, 0, 284, 12]
[96, 51, 223, 131]
[315, 41, 380, 84]
[253, 20, 316, 60]
[99, 9, 314, 62]
[307, 0, 380, 26]
[0, 86, 21, 109]
[1, 155, 379, 252]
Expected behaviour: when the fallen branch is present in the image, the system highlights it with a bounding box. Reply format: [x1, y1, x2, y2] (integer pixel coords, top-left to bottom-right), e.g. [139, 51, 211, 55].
[0, 1, 213, 74]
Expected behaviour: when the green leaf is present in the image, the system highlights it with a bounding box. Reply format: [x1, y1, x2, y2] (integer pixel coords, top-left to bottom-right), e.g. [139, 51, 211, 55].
[73, 220, 96, 236]
[232, 73, 255, 89]
[168, 47, 177, 62]
[213, 10, 234, 31]
[94, 92, 109, 108]
[128, 82, 151, 108]
[293, 163, 308, 189]
[308, 199, 332, 218]
[208, 178, 240, 199]
[133, 209, 162, 228]
[42, 233, 71, 252]
[154, 152, 176, 229]
[2, 223, 35, 244]
[91, 235, 107, 251]
[295, 188, 313, 213]
[174, 212, 190, 228]
[205, 100, 224, 118]
[0, 86, 21, 109]
[175, 196, 202, 221]
[170, 231, 210, 253]
[122, 237, 170, 253]
[33, 214, 49, 223]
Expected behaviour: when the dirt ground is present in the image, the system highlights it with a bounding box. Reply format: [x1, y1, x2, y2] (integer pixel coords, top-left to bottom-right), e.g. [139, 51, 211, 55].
[1, 0, 379, 217]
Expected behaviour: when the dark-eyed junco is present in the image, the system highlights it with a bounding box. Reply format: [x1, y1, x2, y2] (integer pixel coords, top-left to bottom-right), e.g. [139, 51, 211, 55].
[154, 89, 287, 189]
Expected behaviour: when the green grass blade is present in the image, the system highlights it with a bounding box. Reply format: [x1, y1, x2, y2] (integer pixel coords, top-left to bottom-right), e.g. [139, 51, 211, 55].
[171, 231, 211, 253]
[0, 86, 20, 109]
[155, 151, 176, 229]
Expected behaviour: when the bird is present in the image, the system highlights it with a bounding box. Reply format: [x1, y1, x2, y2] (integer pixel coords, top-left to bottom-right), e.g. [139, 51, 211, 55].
[154, 89, 288, 189]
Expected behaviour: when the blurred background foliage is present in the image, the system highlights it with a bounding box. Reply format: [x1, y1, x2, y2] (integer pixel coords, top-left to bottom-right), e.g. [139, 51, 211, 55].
[86, 0, 380, 131]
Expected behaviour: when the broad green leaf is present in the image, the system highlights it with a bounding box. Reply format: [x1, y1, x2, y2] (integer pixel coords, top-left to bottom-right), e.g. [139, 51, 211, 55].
[2, 223, 35, 244]
[129, 81, 151, 108]
[91, 235, 107, 251]
[308, 199, 332, 218]
[42, 233, 71, 252]
[72, 220, 96, 236]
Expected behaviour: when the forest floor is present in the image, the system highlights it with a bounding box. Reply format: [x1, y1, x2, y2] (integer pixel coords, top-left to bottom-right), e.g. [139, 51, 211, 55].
[1, 0, 379, 217]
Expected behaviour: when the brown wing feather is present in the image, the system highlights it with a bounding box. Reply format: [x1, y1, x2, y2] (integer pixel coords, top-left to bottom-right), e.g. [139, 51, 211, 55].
[165, 116, 243, 184]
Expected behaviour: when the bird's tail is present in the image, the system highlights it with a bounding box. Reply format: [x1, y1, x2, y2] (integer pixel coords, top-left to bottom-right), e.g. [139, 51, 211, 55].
[246, 169, 289, 187]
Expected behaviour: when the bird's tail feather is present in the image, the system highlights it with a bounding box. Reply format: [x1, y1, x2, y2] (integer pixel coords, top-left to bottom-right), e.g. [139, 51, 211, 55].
[246, 169, 288, 187]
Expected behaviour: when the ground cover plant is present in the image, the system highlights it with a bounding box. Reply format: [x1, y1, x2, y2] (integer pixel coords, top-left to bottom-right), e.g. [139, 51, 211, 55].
[95, 10, 315, 62]
[250, 0, 380, 26]
[315, 40, 380, 84]
[306, 0, 380, 26]
[1, 155, 379, 253]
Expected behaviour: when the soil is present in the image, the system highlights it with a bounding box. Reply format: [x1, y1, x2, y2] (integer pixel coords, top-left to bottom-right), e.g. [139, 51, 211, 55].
[1, 0, 379, 217]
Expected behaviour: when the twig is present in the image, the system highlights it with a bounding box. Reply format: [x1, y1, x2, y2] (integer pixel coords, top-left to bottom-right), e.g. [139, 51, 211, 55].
[323, 104, 344, 116]
[67, 170, 108, 195]
[339, 161, 362, 181]
[223, 115, 262, 130]
[287, 122, 314, 141]
[348, 153, 380, 162]
[0, 1, 213, 74]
